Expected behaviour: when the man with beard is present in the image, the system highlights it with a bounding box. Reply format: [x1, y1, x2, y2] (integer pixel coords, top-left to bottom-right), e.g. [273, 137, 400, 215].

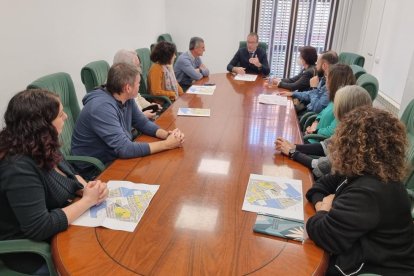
[279, 51, 338, 115]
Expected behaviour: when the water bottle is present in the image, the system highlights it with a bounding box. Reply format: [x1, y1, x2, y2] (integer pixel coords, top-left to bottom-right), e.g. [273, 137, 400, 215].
[267, 73, 274, 88]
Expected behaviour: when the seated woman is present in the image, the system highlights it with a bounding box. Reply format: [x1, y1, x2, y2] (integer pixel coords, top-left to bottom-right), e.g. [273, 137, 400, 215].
[306, 106, 414, 275]
[275, 85, 372, 178]
[148, 41, 184, 101]
[266, 46, 317, 92]
[0, 89, 108, 274]
[305, 64, 355, 140]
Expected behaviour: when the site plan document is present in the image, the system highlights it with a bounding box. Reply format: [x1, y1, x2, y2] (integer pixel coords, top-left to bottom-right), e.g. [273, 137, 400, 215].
[72, 181, 159, 232]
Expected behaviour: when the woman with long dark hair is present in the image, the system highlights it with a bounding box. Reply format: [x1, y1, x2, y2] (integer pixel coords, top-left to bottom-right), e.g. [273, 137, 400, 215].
[0, 89, 108, 274]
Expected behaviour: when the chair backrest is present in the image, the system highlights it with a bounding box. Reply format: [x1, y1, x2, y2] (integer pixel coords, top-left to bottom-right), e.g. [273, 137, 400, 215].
[136, 48, 152, 95]
[27, 72, 79, 157]
[350, 64, 366, 80]
[80, 60, 110, 93]
[338, 52, 365, 67]
[401, 99, 414, 190]
[356, 73, 379, 101]
[239, 41, 268, 54]
[157, 33, 173, 43]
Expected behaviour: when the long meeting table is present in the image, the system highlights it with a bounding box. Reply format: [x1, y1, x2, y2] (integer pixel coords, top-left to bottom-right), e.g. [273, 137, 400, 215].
[52, 73, 327, 275]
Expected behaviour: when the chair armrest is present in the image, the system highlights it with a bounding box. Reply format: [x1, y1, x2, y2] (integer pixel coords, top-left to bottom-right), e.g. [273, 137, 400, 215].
[303, 114, 318, 131]
[0, 239, 57, 276]
[65, 155, 105, 171]
[299, 112, 316, 131]
[406, 188, 414, 219]
[303, 133, 329, 143]
[141, 95, 172, 110]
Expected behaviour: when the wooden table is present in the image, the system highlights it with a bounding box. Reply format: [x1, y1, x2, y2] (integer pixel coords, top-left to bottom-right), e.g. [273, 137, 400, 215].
[52, 73, 327, 275]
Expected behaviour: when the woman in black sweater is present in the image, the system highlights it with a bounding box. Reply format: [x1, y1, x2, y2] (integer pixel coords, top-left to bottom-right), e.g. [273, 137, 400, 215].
[0, 89, 109, 274]
[267, 46, 317, 91]
[306, 106, 414, 275]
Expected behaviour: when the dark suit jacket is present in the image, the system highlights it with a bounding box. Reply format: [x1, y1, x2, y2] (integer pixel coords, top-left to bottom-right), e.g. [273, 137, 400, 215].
[227, 47, 270, 75]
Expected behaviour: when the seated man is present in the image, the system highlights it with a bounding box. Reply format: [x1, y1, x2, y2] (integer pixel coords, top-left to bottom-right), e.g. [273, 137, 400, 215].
[71, 63, 184, 179]
[174, 37, 209, 90]
[227, 32, 270, 75]
[113, 49, 161, 120]
[280, 50, 338, 115]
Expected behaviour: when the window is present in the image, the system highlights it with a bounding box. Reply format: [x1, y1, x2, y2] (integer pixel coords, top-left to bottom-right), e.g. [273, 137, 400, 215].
[254, 0, 338, 78]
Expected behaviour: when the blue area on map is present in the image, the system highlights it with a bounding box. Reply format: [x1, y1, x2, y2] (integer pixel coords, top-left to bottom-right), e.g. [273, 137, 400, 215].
[265, 199, 283, 209]
[88, 188, 142, 218]
[90, 202, 107, 218]
[284, 183, 301, 200]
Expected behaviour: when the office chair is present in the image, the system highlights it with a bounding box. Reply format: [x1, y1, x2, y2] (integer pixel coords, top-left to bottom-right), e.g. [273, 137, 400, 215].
[80, 60, 110, 93]
[239, 41, 268, 54]
[0, 239, 57, 276]
[27, 72, 105, 172]
[357, 73, 379, 100]
[338, 52, 365, 67]
[350, 64, 366, 80]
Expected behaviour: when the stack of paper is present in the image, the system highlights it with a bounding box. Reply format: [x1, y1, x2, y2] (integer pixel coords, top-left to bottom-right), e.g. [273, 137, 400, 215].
[187, 85, 216, 95]
[234, 74, 258, 82]
[177, 108, 211, 117]
[258, 94, 288, 106]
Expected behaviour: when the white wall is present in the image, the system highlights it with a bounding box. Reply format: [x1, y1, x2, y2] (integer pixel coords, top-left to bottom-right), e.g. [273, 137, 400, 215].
[0, 0, 167, 125]
[165, 0, 252, 74]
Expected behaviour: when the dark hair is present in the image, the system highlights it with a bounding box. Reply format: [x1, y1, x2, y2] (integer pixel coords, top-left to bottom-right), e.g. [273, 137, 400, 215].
[106, 63, 139, 95]
[330, 106, 408, 183]
[299, 46, 317, 66]
[0, 89, 62, 170]
[189, 37, 204, 50]
[327, 64, 356, 101]
[150, 41, 177, 65]
[320, 50, 339, 65]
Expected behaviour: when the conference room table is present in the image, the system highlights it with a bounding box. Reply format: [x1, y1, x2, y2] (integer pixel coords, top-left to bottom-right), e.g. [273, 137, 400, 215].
[52, 73, 327, 275]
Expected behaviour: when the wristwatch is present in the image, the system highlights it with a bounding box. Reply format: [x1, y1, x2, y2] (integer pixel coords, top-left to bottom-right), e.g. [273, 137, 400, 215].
[288, 148, 296, 159]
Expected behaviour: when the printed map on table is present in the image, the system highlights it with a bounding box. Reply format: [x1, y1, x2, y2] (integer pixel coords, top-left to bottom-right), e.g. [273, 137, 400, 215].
[72, 181, 159, 232]
[177, 108, 211, 117]
[187, 85, 216, 95]
[242, 174, 304, 221]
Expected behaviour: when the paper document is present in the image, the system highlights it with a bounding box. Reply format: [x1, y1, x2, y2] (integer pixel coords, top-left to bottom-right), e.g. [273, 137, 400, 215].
[72, 181, 159, 232]
[234, 74, 257, 82]
[242, 174, 304, 221]
[187, 85, 216, 95]
[258, 94, 288, 106]
[177, 108, 210, 117]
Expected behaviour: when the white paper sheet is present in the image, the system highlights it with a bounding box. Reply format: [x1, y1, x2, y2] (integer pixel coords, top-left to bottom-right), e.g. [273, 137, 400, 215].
[72, 181, 159, 232]
[187, 85, 216, 95]
[177, 108, 211, 117]
[234, 74, 258, 81]
[258, 94, 288, 106]
[242, 174, 304, 221]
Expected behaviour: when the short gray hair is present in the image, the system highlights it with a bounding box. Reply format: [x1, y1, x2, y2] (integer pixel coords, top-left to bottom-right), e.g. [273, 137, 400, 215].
[189, 37, 204, 50]
[113, 49, 137, 65]
[334, 85, 372, 121]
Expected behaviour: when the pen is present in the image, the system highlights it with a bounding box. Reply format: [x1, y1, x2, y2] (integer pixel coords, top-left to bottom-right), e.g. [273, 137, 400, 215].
[258, 212, 304, 223]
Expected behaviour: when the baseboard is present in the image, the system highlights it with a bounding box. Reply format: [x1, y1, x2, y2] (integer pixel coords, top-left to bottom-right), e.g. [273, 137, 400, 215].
[374, 91, 400, 117]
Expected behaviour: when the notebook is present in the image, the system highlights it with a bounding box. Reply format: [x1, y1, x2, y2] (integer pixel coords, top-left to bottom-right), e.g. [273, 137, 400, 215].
[253, 214, 304, 242]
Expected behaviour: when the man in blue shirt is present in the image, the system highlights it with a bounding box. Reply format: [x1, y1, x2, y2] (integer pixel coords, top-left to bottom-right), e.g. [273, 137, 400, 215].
[174, 37, 209, 90]
[227, 32, 270, 76]
[280, 51, 338, 114]
[71, 63, 185, 179]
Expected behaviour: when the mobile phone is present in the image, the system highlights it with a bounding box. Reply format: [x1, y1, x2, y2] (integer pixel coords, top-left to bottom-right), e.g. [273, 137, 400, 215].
[204, 83, 215, 86]
[142, 104, 159, 113]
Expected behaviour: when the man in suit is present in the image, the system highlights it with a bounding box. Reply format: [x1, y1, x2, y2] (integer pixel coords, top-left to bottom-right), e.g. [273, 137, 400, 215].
[227, 32, 270, 75]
